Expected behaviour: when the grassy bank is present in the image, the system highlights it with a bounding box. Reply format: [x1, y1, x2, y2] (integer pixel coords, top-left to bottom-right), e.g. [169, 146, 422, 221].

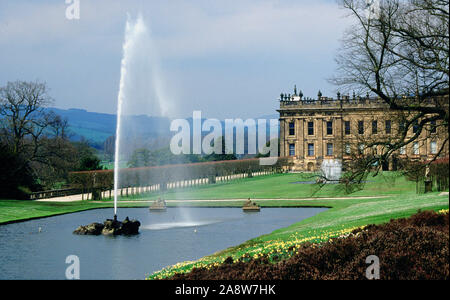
[148, 192, 449, 279]
[0, 200, 114, 224]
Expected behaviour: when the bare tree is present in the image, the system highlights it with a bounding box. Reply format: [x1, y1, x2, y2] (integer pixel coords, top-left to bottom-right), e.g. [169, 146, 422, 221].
[331, 0, 449, 183]
[0, 80, 77, 190]
[0, 81, 55, 155]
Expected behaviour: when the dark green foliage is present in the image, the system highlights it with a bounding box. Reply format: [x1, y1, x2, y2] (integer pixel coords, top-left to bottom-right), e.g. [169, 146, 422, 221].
[0, 144, 39, 199]
[77, 156, 103, 171]
[430, 157, 449, 191]
[73, 140, 103, 172]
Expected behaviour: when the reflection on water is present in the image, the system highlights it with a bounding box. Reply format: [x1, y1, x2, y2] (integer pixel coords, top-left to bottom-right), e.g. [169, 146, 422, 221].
[0, 207, 327, 279]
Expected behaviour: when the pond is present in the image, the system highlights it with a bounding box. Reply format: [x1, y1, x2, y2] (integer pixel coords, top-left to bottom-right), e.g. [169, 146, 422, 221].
[0, 207, 327, 279]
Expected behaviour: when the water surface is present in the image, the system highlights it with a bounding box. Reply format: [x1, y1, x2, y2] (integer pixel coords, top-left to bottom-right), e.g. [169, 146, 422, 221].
[0, 207, 326, 279]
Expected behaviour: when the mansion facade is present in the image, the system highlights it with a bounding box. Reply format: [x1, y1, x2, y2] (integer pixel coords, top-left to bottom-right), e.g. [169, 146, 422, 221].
[278, 89, 448, 171]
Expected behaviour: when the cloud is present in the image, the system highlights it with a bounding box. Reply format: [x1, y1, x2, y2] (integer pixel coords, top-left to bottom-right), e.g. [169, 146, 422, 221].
[0, 0, 352, 118]
[147, 0, 351, 59]
[0, 0, 349, 58]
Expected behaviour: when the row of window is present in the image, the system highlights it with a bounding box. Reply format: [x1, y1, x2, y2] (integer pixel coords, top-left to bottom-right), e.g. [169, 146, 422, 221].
[400, 141, 438, 155]
[289, 143, 318, 156]
[288, 120, 437, 136]
[289, 143, 334, 156]
[288, 141, 438, 156]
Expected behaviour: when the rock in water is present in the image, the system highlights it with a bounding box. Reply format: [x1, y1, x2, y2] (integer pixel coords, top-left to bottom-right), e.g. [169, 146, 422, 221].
[121, 217, 141, 235]
[73, 222, 104, 235]
[101, 218, 122, 235]
[73, 217, 140, 236]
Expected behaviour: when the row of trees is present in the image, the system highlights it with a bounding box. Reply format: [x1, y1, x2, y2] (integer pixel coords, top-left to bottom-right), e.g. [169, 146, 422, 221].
[0, 81, 102, 199]
[69, 157, 292, 196]
[127, 137, 238, 168]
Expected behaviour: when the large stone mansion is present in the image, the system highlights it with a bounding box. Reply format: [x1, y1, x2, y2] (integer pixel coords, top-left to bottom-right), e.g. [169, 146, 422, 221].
[278, 86, 448, 171]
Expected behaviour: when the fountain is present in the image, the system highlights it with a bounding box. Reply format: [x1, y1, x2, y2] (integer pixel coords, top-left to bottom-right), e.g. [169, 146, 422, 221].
[75, 15, 164, 235]
[319, 159, 342, 183]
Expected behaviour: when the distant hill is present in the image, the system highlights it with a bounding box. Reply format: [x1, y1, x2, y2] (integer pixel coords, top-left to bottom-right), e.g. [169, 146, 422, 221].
[47, 108, 171, 148]
[47, 107, 280, 152]
[48, 108, 116, 144]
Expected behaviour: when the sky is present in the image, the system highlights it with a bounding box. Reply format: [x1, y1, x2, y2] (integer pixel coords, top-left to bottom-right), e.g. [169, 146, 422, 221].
[0, 0, 352, 119]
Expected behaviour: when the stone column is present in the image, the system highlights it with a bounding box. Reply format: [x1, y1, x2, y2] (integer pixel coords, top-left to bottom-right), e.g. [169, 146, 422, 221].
[317, 117, 323, 159]
[297, 118, 304, 159]
[279, 118, 285, 157]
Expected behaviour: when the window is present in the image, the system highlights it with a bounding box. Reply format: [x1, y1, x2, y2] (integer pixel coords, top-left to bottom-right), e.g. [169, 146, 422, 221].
[358, 121, 364, 134]
[413, 120, 419, 134]
[326, 121, 333, 135]
[345, 143, 351, 155]
[385, 120, 391, 134]
[307, 143, 314, 156]
[326, 143, 333, 156]
[372, 120, 378, 134]
[307, 122, 314, 135]
[289, 144, 295, 156]
[289, 122, 295, 135]
[400, 146, 406, 155]
[430, 141, 437, 154]
[344, 121, 350, 135]
[413, 142, 419, 155]
[430, 120, 436, 133]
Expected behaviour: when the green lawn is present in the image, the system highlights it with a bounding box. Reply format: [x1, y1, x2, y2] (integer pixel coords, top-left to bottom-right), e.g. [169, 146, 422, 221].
[0, 200, 113, 224]
[119, 171, 419, 201]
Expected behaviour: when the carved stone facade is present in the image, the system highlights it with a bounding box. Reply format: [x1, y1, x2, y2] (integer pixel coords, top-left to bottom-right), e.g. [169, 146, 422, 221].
[278, 92, 448, 171]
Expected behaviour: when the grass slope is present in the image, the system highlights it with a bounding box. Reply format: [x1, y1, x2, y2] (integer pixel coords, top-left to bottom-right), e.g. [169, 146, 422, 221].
[117, 171, 419, 202]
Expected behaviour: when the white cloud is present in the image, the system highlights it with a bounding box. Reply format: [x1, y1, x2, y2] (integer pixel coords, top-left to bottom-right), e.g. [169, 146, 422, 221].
[0, 0, 349, 58]
[0, 0, 352, 118]
[148, 1, 351, 59]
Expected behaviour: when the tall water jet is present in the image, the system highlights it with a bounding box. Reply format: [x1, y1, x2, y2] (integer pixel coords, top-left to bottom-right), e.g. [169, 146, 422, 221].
[113, 14, 174, 217]
[113, 18, 133, 217]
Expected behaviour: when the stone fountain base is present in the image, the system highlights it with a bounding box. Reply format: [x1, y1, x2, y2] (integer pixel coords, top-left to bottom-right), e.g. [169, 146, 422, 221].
[74, 216, 140, 236]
